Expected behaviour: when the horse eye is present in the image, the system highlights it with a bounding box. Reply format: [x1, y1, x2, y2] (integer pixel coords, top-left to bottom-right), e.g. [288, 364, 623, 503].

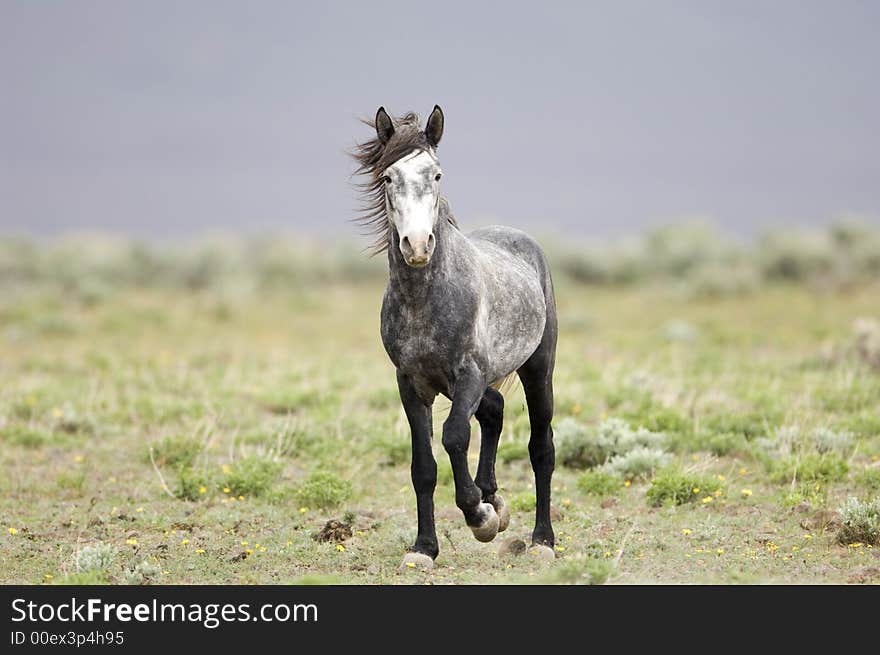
[434, 173, 442, 182]
[382, 175, 392, 184]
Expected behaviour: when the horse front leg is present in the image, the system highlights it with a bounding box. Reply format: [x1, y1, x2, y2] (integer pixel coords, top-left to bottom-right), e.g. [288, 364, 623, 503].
[442, 369, 500, 543]
[397, 371, 438, 569]
[475, 387, 510, 533]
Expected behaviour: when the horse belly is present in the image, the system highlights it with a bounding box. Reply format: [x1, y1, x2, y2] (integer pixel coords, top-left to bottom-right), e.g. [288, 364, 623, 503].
[476, 273, 546, 384]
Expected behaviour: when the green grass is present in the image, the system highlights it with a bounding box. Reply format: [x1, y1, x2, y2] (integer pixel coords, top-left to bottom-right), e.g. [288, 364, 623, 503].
[294, 470, 353, 509]
[645, 468, 724, 507]
[1, 271, 880, 583]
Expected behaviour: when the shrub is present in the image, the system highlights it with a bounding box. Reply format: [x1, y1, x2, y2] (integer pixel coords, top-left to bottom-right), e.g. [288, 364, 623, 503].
[769, 453, 849, 485]
[497, 441, 529, 464]
[554, 418, 608, 469]
[175, 467, 212, 501]
[0, 426, 52, 448]
[646, 468, 723, 507]
[148, 435, 204, 470]
[294, 470, 352, 509]
[76, 543, 117, 574]
[577, 470, 621, 497]
[122, 560, 162, 585]
[554, 417, 666, 470]
[705, 432, 748, 456]
[509, 492, 536, 512]
[600, 447, 672, 481]
[836, 497, 880, 546]
[541, 557, 613, 585]
[377, 438, 409, 466]
[780, 483, 827, 510]
[809, 428, 854, 454]
[222, 456, 283, 497]
[855, 468, 880, 493]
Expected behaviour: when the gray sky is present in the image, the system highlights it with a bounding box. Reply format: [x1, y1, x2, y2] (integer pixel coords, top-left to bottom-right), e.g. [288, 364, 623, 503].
[1, 1, 878, 240]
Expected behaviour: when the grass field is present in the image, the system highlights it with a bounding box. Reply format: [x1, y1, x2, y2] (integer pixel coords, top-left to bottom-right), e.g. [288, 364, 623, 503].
[2, 243, 880, 584]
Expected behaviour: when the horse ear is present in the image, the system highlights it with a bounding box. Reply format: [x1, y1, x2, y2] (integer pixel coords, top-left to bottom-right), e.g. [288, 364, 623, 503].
[375, 107, 395, 145]
[425, 105, 444, 147]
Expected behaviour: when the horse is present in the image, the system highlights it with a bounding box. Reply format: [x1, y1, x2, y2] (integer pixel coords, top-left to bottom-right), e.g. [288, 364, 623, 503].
[351, 106, 558, 569]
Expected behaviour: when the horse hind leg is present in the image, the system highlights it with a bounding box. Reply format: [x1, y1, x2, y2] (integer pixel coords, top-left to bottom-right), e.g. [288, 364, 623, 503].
[474, 387, 510, 533]
[517, 328, 557, 559]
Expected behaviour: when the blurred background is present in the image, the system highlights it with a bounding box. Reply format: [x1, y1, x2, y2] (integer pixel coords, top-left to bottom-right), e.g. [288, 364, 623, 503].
[1, 1, 878, 288]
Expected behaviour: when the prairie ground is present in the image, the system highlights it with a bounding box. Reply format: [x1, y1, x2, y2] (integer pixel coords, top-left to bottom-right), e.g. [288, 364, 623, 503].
[1, 272, 879, 584]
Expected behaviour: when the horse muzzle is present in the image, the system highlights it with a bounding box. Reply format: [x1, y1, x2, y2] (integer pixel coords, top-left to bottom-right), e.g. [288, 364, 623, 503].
[400, 233, 435, 268]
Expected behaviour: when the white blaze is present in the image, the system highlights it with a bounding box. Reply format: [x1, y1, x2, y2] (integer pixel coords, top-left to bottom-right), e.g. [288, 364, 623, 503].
[385, 150, 441, 263]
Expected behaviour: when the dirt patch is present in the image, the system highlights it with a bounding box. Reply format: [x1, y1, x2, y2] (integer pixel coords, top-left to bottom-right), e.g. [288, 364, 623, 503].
[800, 510, 842, 532]
[498, 537, 527, 556]
[312, 519, 352, 543]
[847, 567, 880, 584]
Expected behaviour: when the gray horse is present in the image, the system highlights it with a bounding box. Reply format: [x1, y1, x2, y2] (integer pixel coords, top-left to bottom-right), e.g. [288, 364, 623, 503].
[352, 106, 558, 568]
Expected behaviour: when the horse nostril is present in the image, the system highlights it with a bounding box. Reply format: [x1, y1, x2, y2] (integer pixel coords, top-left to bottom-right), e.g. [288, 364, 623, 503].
[427, 233, 435, 250]
[401, 235, 412, 253]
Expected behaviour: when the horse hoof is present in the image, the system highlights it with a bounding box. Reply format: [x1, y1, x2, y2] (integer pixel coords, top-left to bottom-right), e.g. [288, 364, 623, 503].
[528, 544, 556, 562]
[399, 552, 434, 571]
[470, 503, 500, 542]
[490, 495, 510, 533]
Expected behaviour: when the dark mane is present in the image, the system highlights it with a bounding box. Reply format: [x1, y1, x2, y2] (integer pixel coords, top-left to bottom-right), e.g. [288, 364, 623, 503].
[350, 111, 457, 255]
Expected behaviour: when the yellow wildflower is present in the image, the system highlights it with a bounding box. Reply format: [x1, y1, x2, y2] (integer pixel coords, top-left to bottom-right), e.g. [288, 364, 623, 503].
[299, 507, 308, 514]
[223, 487, 230, 494]
[739, 468, 747, 475]
[624, 480, 631, 487]
[336, 544, 345, 552]
[74, 454, 84, 463]
[126, 538, 138, 545]
[198, 486, 207, 495]
[52, 407, 62, 418]
[181, 539, 189, 545]
[238, 495, 244, 501]
[741, 488, 753, 497]
[716, 548, 724, 555]
[716, 474, 725, 481]
[195, 548, 205, 554]
[692, 487, 700, 494]
[682, 529, 692, 536]
[8, 527, 19, 535]
[702, 495, 713, 504]
[136, 507, 144, 513]
[221, 464, 231, 474]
